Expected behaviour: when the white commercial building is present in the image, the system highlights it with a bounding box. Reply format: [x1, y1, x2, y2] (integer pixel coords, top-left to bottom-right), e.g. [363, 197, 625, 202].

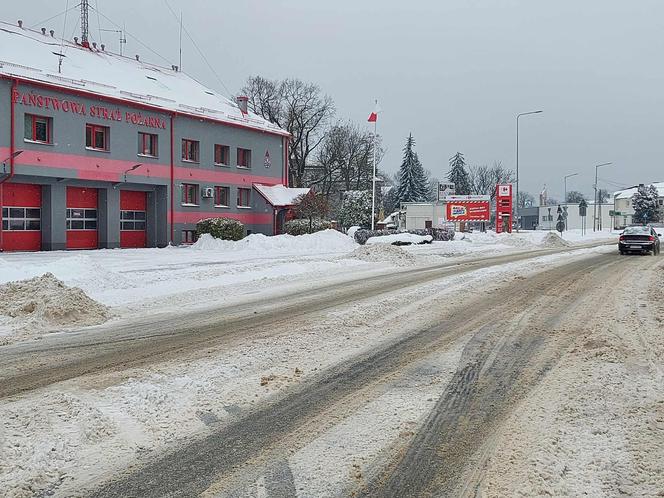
[612, 182, 664, 228]
[539, 203, 613, 231]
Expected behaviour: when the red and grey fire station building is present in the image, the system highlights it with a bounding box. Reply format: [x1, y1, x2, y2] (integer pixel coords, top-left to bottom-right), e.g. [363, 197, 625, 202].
[0, 20, 294, 251]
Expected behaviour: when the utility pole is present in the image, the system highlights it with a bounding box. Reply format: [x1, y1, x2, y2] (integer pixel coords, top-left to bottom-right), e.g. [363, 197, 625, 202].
[179, 12, 183, 70]
[371, 101, 378, 230]
[563, 172, 578, 230]
[593, 162, 612, 231]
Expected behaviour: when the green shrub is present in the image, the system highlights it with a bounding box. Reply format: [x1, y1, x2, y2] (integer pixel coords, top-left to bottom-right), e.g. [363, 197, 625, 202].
[196, 217, 245, 241]
[284, 218, 333, 235]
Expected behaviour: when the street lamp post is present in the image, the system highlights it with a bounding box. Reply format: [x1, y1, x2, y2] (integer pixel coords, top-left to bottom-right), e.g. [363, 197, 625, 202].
[516, 110, 542, 231]
[593, 162, 612, 231]
[563, 172, 579, 230]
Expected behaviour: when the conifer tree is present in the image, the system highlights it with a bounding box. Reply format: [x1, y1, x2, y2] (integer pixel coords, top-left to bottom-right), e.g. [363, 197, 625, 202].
[632, 184, 659, 224]
[447, 152, 471, 195]
[395, 134, 429, 204]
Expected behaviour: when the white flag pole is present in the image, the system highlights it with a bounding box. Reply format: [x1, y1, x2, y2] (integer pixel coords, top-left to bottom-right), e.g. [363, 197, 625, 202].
[371, 100, 377, 230]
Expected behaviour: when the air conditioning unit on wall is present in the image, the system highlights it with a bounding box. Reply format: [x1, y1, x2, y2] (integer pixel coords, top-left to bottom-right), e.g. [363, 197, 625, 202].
[202, 187, 214, 198]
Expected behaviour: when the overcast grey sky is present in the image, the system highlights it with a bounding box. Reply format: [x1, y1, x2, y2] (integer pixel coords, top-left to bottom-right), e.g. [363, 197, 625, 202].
[6, 0, 664, 199]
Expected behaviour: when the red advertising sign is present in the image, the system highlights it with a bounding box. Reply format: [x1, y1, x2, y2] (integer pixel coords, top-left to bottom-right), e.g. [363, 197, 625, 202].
[445, 200, 490, 221]
[495, 183, 513, 233]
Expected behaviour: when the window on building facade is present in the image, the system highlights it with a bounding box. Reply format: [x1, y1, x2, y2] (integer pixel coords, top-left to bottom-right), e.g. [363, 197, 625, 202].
[214, 144, 230, 166]
[182, 139, 200, 162]
[237, 187, 251, 208]
[237, 148, 252, 168]
[120, 210, 147, 231]
[24, 114, 52, 144]
[182, 183, 199, 205]
[182, 230, 196, 244]
[66, 208, 97, 230]
[138, 132, 158, 157]
[86, 124, 109, 151]
[214, 186, 230, 207]
[2, 207, 41, 231]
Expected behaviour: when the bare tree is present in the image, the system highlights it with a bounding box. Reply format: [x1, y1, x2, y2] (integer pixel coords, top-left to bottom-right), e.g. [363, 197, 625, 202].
[469, 161, 515, 201]
[517, 191, 535, 208]
[566, 190, 586, 203]
[294, 192, 330, 233]
[468, 164, 493, 197]
[597, 188, 610, 203]
[242, 76, 335, 187]
[308, 121, 382, 198]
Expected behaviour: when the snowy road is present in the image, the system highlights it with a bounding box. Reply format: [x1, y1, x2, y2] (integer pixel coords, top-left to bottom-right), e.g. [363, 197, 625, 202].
[3, 237, 662, 497]
[86, 250, 655, 498]
[0, 244, 595, 398]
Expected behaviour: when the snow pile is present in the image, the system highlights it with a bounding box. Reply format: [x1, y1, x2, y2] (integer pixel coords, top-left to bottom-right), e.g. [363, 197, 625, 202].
[347, 226, 361, 240]
[539, 232, 572, 248]
[366, 233, 433, 246]
[0, 273, 110, 333]
[191, 230, 356, 255]
[346, 244, 416, 266]
[0, 254, 132, 292]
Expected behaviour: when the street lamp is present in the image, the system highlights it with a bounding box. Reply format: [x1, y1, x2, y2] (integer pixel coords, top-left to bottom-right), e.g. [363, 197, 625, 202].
[593, 162, 612, 231]
[1, 150, 24, 175]
[123, 163, 142, 183]
[563, 172, 579, 230]
[516, 110, 542, 231]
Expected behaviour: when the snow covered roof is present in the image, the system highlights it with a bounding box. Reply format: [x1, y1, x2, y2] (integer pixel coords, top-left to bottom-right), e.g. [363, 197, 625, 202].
[0, 21, 288, 137]
[379, 211, 399, 224]
[614, 182, 664, 200]
[253, 184, 311, 207]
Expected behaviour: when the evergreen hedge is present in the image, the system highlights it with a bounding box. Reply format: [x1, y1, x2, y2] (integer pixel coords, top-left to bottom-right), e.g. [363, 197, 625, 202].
[196, 217, 245, 241]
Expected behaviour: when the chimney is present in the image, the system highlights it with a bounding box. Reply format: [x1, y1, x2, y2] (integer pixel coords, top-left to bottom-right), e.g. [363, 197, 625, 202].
[100, 44, 105, 51]
[236, 96, 248, 114]
[50, 29, 55, 37]
[41, 27, 46, 35]
[17, 20, 23, 28]
[135, 54, 140, 61]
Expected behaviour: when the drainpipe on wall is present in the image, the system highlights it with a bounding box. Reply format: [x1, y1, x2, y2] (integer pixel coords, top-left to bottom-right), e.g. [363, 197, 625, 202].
[169, 113, 175, 244]
[0, 79, 18, 250]
[284, 137, 289, 187]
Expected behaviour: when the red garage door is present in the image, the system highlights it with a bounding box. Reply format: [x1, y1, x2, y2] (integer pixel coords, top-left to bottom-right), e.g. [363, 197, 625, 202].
[1, 183, 42, 251]
[120, 190, 147, 248]
[66, 187, 98, 249]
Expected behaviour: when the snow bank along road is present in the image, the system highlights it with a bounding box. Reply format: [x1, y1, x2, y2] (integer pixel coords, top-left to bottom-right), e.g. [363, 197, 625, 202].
[3, 241, 663, 497]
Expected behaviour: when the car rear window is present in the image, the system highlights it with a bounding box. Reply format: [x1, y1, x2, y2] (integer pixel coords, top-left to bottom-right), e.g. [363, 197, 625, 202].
[623, 226, 650, 234]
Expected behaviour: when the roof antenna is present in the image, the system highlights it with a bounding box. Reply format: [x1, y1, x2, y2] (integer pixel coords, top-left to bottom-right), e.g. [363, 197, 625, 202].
[80, 0, 90, 48]
[179, 12, 183, 71]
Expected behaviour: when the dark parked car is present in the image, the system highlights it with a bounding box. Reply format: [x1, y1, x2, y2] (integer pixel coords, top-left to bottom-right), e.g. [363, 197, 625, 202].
[619, 225, 661, 255]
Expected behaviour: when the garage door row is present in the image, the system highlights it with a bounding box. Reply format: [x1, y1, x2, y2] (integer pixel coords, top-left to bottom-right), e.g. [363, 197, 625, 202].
[1, 183, 147, 251]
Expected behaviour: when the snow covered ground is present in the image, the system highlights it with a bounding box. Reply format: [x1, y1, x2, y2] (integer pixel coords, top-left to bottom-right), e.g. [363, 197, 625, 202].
[0, 229, 617, 344]
[0, 242, 618, 497]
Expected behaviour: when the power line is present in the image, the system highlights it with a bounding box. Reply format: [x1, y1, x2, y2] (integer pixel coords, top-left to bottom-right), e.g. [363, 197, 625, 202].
[88, 4, 174, 65]
[162, 0, 235, 100]
[94, 0, 103, 43]
[30, 2, 81, 29]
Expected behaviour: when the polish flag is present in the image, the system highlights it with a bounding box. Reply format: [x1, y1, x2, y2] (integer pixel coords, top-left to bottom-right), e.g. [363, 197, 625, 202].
[367, 101, 381, 122]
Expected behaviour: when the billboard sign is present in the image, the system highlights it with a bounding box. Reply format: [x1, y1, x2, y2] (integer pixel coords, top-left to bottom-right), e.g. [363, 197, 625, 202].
[445, 198, 491, 221]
